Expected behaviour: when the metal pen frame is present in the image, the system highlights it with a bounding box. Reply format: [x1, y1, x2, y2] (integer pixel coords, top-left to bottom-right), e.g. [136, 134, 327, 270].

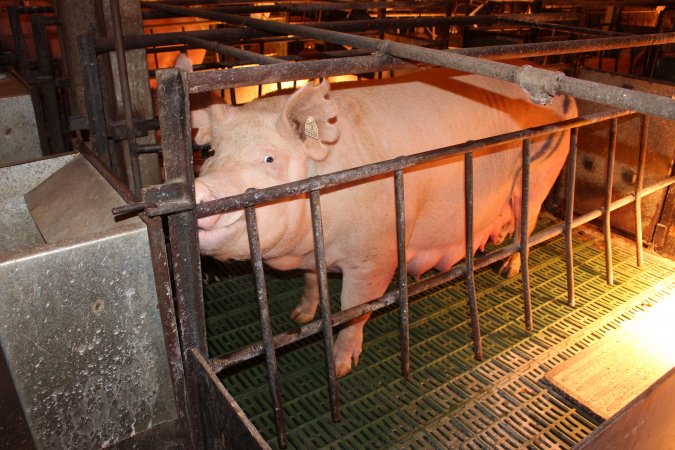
[103, 2, 675, 447]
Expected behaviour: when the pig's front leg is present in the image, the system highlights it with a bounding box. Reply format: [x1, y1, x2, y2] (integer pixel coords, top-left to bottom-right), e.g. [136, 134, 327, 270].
[290, 272, 320, 324]
[334, 268, 395, 377]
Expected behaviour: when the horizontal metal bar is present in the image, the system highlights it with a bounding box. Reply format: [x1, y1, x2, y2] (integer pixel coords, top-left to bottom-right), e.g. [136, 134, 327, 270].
[181, 35, 286, 65]
[208, 174, 675, 373]
[450, 32, 675, 61]
[196, 111, 633, 218]
[499, 17, 630, 37]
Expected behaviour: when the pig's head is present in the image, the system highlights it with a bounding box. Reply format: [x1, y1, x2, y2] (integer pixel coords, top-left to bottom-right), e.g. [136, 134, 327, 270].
[183, 64, 341, 261]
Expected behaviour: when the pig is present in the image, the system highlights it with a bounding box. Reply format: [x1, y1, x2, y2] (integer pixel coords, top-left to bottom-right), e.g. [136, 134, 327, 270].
[178, 55, 577, 376]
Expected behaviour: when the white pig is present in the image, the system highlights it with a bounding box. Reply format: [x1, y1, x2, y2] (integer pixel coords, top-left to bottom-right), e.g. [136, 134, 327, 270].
[178, 55, 577, 376]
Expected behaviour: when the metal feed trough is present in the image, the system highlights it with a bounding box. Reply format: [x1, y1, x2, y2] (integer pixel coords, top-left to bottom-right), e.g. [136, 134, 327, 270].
[0, 149, 186, 448]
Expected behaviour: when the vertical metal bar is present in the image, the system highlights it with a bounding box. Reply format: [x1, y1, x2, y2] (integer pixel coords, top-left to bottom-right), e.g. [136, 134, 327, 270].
[78, 34, 115, 170]
[604, 118, 618, 285]
[156, 67, 206, 450]
[464, 153, 483, 361]
[520, 139, 533, 331]
[564, 128, 579, 307]
[394, 170, 410, 379]
[245, 206, 288, 449]
[110, 0, 143, 195]
[8, 7, 30, 75]
[31, 14, 66, 155]
[309, 190, 340, 423]
[634, 115, 649, 268]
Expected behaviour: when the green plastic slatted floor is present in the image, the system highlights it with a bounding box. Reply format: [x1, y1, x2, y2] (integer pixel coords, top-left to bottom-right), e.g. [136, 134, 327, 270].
[203, 223, 675, 449]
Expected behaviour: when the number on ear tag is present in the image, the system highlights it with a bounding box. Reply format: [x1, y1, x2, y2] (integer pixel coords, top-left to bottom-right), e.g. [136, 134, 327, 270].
[304, 116, 319, 140]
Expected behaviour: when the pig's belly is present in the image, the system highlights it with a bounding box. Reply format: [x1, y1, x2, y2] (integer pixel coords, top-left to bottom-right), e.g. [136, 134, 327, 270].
[405, 200, 515, 279]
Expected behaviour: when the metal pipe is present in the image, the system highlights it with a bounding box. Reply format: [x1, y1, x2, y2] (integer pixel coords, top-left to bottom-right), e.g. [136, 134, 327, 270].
[634, 115, 649, 268]
[181, 35, 286, 65]
[245, 205, 287, 449]
[500, 17, 630, 37]
[148, 3, 675, 119]
[110, 0, 143, 195]
[464, 153, 483, 361]
[308, 190, 341, 423]
[564, 128, 578, 307]
[208, 174, 675, 373]
[8, 6, 30, 74]
[520, 139, 533, 331]
[394, 170, 410, 379]
[604, 118, 618, 285]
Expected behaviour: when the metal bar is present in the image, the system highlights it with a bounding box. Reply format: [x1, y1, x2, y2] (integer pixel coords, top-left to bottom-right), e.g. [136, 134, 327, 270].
[181, 35, 286, 65]
[308, 190, 340, 423]
[31, 13, 66, 155]
[449, 32, 675, 61]
[209, 174, 675, 373]
[394, 170, 410, 379]
[464, 153, 483, 361]
[520, 139, 533, 331]
[195, 111, 633, 219]
[499, 17, 629, 37]
[110, 0, 143, 195]
[634, 115, 649, 268]
[244, 205, 287, 449]
[564, 128, 578, 307]
[8, 6, 30, 74]
[148, 3, 675, 119]
[78, 34, 114, 170]
[604, 118, 618, 285]
[155, 67, 206, 449]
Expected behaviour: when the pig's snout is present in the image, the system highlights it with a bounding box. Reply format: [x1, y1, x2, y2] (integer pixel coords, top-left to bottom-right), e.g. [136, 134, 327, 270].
[194, 181, 219, 230]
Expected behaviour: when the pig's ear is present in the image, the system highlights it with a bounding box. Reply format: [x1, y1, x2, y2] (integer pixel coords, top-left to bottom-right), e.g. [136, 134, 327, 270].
[174, 52, 193, 72]
[191, 102, 228, 146]
[277, 80, 340, 161]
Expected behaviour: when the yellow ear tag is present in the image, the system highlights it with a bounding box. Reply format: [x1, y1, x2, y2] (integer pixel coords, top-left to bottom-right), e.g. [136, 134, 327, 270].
[304, 116, 319, 140]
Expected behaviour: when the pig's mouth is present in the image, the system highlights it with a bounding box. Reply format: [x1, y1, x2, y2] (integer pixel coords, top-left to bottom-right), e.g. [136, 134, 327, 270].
[197, 211, 245, 252]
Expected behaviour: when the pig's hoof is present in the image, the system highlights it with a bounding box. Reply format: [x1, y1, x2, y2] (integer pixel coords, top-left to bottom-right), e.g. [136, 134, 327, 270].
[335, 361, 353, 377]
[290, 307, 315, 324]
[498, 255, 521, 278]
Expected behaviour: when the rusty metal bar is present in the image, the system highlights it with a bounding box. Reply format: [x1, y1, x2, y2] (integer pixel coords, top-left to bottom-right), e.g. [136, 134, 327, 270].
[394, 170, 410, 379]
[155, 66, 206, 449]
[449, 32, 675, 61]
[146, 3, 675, 119]
[634, 115, 649, 268]
[244, 205, 287, 449]
[181, 35, 286, 65]
[208, 174, 675, 373]
[604, 118, 618, 286]
[499, 17, 629, 37]
[8, 6, 30, 74]
[520, 139, 533, 331]
[564, 128, 578, 308]
[110, 0, 143, 195]
[79, 35, 115, 170]
[464, 153, 483, 361]
[308, 190, 341, 423]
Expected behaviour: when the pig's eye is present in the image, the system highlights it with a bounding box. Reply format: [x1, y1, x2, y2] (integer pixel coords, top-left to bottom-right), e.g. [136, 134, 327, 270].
[263, 155, 274, 163]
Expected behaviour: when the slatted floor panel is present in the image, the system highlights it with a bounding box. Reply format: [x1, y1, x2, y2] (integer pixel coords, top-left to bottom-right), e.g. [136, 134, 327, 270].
[203, 222, 675, 449]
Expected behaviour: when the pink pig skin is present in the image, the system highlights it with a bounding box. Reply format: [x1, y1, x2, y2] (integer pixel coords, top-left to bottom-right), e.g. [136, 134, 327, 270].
[180, 55, 577, 376]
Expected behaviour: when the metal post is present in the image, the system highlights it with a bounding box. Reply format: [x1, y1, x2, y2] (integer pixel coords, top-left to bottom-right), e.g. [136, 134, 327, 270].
[394, 170, 410, 379]
[110, 0, 143, 195]
[634, 115, 649, 268]
[604, 118, 618, 285]
[155, 67, 207, 450]
[564, 128, 578, 307]
[245, 206, 288, 449]
[308, 190, 341, 423]
[464, 153, 483, 361]
[520, 139, 533, 331]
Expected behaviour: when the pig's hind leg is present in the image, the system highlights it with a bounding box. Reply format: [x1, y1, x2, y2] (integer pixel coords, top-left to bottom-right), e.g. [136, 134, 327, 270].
[334, 267, 395, 377]
[290, 272, 320, 324]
